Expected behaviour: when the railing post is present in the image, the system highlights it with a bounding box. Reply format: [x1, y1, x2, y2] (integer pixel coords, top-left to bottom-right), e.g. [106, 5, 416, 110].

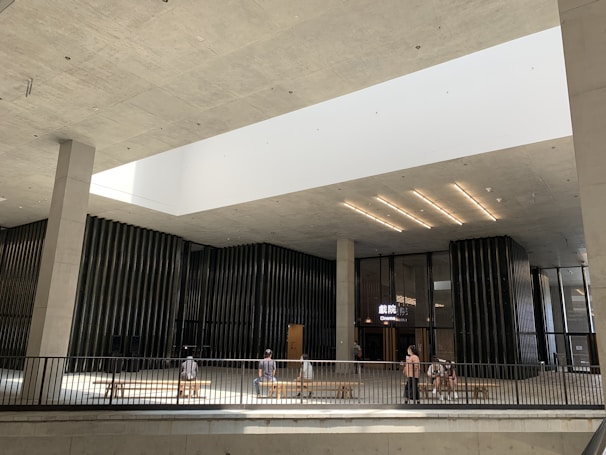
[514, 363, 521, 405]
[357, 361, 363, 403]
[176, 359, 181, 405]
[240, 361, 245, 405]
[109, 357, 117, 405]
[561, 364, 569, 405]
[37, 357, 48, 405]
[463, 363, 470, 405]
[300, 367, 304, 403]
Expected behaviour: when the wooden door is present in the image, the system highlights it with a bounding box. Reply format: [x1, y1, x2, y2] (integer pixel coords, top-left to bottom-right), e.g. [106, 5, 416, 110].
[287, 324, 304, 363]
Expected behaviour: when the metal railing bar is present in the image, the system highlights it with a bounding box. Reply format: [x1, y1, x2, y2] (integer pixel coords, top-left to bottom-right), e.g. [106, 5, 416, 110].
[0, 356, 602, 410]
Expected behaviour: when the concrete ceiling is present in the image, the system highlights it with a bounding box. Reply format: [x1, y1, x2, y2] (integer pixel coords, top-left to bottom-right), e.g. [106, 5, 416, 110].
[0, 0, 586, 267]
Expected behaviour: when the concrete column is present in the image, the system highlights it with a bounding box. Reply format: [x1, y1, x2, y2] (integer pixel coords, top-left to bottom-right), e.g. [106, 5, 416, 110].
[558, 1, 606, 397]
[22, 140, 95, 402]
[336, 239, 355, 372]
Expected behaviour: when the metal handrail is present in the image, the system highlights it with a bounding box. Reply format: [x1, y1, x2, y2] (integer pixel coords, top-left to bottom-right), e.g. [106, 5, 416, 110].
[0, 356, 602, 410]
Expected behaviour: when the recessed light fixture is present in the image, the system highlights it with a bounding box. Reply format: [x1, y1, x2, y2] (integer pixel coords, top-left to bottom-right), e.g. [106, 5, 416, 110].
[453, 183, 497, 221]
[412, 190, 463, 225]
[343, 202, 402, 232]
[25, 78, 33, 97]
[0, 196, 6, 202]
[376, 196, 431, 229]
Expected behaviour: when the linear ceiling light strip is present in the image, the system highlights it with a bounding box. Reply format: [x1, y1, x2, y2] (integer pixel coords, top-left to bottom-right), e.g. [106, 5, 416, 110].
[343, 202, 402, 232]
[376, 196, 431, 229]
[412, 190, 463, 225]
[453, 183, 497, 221]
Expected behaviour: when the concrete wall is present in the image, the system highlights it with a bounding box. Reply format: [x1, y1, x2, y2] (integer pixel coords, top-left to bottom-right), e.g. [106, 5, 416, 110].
[0, 410, 602, 455]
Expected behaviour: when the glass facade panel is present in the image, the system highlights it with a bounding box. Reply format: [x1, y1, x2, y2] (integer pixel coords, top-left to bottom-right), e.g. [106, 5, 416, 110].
[358, 257, 390, 326]
[432, 252, 453, 329]
[357, 255, 596, 369]
[393, 254, 428, 328]
[583, 267, 595, 332]
[538, 267, 595, 368]
[561, 267, 590, 333]
[435, 328, 455, 361]
[542, 268, 564, 365]
[569, 334, 591, 370]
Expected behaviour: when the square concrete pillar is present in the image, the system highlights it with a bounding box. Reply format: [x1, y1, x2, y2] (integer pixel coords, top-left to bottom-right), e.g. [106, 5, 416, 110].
[559, 0, 606, 399]
[22, 140, 95, 402]
[336, 239, 355, 372]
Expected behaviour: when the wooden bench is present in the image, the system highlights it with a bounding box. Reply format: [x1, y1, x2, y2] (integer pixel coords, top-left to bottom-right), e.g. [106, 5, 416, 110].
[464, 382, 499, 400]
[265, 380, 363, 399]
[417, 381, 499, 399]
[93, 379, 211, 398]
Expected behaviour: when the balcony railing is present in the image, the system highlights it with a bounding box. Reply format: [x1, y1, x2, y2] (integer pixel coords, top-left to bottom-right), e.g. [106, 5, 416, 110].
[0, 356, 602, 410]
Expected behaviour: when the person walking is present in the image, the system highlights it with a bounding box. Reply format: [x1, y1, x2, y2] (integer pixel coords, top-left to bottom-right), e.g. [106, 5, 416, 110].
[295, 353, 314, 397]
[353, 340, 363, 373]
[297, 353, 313, 381]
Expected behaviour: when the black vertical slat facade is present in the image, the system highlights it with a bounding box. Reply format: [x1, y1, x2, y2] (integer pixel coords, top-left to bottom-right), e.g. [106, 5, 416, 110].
[2, 217, 553, 377]
[68, 217, 184, 364]
[196, 243, 336, 361]
[510, 239, 538, 365]
[177, 244, 215, 357]
[450, 236, 538, 373]
[0, 221, 47, 360]
[0, 216, 333, 367]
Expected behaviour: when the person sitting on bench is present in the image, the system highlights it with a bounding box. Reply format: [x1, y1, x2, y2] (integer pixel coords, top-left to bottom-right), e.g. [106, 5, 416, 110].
[181, 356, 198, 381]
[444, 360, 458, 400]
[427, 356, 445, 400]
[253, 348, 277, 397]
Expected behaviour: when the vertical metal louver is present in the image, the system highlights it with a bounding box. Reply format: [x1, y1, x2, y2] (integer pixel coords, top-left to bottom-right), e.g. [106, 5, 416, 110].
[0, 220, 46, 359]
[196, 243, 336, 360]
[0, 217, 337, 369]
[68, 217, 184, 365]
[450, 236, 538, 372]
